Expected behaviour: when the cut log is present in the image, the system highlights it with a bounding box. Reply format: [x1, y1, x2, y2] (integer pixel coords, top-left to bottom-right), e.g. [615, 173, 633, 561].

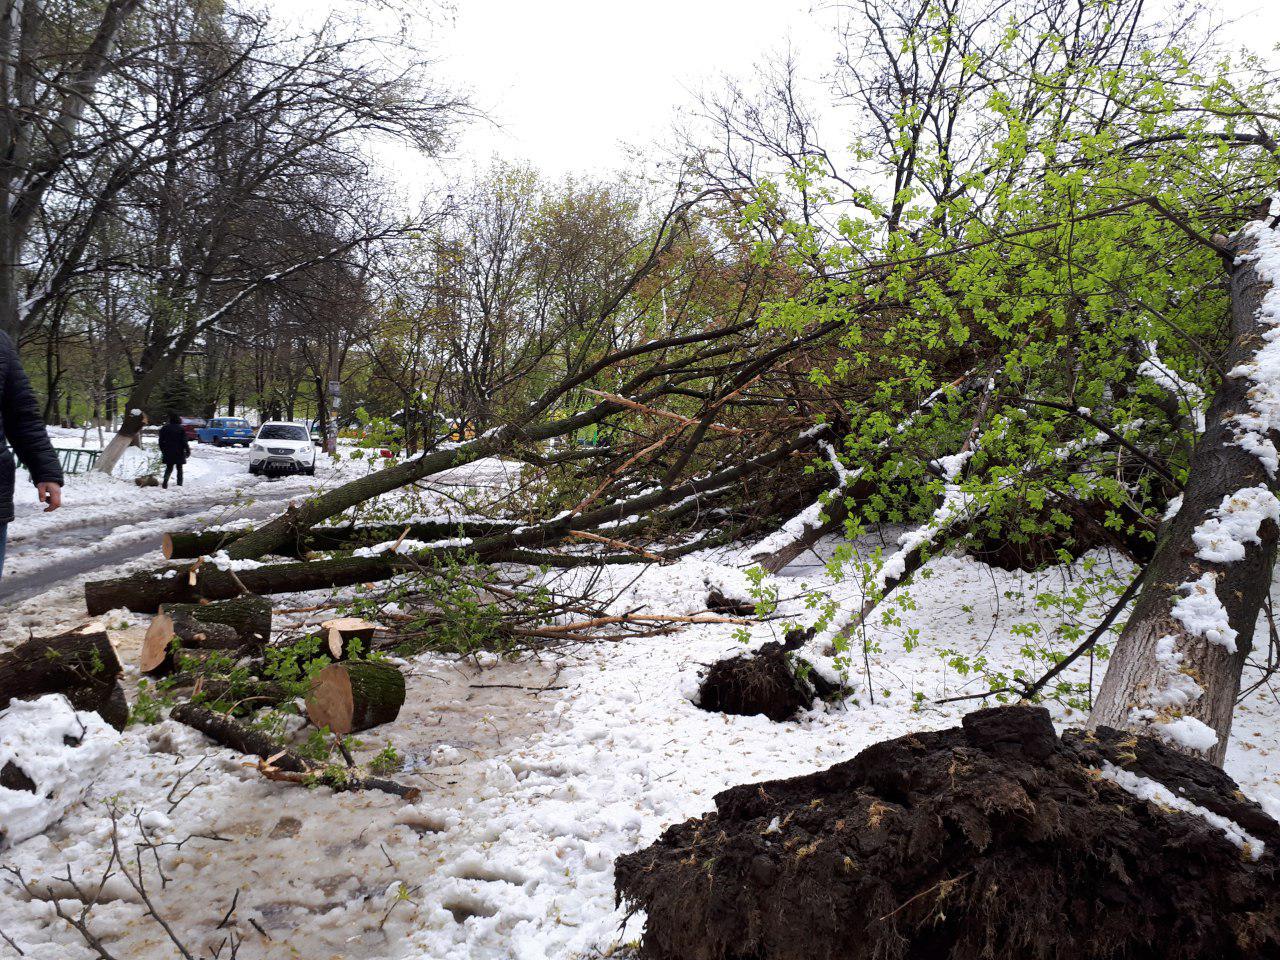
[306, 660, 406, 734]
[162, 595, 272, 644]
[161, 520, 519, 560]
[317, 617, 378, 660]
[0, 628, 122, 710]
[140, 611, 247, 675]
[170, 702, 418, 799]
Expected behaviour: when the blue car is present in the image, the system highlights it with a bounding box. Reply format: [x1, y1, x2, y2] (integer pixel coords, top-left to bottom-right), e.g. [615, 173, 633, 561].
[196, 417, 255, 446]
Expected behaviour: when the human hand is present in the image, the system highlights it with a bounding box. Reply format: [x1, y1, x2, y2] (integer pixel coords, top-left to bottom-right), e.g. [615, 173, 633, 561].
[37, 482, 62, 512]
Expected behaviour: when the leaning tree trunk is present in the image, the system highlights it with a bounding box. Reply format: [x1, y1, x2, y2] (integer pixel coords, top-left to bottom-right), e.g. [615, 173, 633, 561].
[1090, 216, 1280, 766]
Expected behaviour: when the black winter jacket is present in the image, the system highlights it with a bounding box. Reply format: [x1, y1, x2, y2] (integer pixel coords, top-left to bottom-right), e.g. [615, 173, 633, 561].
[158, 423, 191, 465]
[0, 331, 63, 523]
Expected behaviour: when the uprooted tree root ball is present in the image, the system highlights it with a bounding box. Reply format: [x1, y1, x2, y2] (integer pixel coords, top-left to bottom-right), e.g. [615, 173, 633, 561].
[696, 629, 844, 723]
[615, 706, 1280, 960]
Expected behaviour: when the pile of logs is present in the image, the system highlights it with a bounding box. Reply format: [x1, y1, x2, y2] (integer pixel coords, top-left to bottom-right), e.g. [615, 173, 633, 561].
[131, 594, 412, 792]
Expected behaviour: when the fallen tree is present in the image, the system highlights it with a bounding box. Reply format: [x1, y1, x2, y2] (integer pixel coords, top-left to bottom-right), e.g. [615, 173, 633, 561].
[85, 423, 838, 613]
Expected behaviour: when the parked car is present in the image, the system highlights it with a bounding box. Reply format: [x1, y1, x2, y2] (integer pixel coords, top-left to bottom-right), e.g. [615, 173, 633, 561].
[196, 417, 255, 446]
[249, 422, 317, 476]
[179, 417, 207, 441]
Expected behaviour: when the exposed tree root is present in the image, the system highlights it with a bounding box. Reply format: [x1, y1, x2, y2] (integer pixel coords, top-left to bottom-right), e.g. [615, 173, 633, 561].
[616, 705, 1280, 960]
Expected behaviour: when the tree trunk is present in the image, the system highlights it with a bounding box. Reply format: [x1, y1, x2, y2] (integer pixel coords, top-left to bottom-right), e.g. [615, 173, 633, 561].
[1090, 218, 1280, 766]
[306, 661, 405, 734]
[85, 555, 421, 614]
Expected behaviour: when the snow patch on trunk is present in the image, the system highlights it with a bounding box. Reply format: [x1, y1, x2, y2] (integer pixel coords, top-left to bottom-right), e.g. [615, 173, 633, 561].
[1097, 761, 1264, 860]
[1191, 485, 1280, 564]
[1170, 572, 1237, 653]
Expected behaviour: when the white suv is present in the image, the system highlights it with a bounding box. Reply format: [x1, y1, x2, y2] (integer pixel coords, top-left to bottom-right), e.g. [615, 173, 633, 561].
[249, 422, 317, 476]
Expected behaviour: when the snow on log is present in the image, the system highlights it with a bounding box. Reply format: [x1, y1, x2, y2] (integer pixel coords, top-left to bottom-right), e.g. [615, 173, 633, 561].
[306, 660, 406, 734]
[616, 705, 1280, 960]
[0, 695, 120, 848]
[1090, 208, 1280, 765]
[0, 627, 124, 732]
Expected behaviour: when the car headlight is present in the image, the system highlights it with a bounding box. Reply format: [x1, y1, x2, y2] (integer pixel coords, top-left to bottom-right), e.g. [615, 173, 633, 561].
[251, 443, 264, 452]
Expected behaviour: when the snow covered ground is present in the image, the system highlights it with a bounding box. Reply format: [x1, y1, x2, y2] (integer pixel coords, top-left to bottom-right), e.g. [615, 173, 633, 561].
[1, 473, 1278, 959]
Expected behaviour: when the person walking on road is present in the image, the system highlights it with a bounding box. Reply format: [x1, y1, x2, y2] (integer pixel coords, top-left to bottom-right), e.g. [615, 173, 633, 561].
[1, 331, 63, 578]
[158, 413, 190, 489]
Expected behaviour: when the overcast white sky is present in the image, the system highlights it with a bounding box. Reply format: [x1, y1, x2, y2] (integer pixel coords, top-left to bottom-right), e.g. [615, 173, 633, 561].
[361, 0, 1278, 192]
[429, 0, 836, 178]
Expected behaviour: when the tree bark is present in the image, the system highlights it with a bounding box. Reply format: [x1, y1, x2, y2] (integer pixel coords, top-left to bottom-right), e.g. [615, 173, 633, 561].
[65, 682, 129, 731]
[1090, 218, 1280, 766]
[306, 661, 405, 734]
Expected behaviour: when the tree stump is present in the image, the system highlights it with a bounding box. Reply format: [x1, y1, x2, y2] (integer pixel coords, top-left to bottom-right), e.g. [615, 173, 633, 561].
[306, 660, 405, 734]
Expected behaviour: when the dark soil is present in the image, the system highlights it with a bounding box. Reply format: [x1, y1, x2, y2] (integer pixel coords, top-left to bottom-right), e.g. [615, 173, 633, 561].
[706, 588, 756, 616]
[697, 629, 841, 722]
[615, 705, 1280, 960]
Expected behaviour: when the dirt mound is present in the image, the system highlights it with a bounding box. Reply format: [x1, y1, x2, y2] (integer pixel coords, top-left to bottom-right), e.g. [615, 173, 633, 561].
[696, 629, 842, 722]
[615, 706, 1280, 960]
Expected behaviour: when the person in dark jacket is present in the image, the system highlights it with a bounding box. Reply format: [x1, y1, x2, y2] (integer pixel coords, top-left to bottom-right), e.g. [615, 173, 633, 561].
[0, 331, 63, 578]
[158, 413, 191, 489]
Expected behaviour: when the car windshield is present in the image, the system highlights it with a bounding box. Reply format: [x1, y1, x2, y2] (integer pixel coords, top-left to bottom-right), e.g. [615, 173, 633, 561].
[258, 424, 308, 441]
